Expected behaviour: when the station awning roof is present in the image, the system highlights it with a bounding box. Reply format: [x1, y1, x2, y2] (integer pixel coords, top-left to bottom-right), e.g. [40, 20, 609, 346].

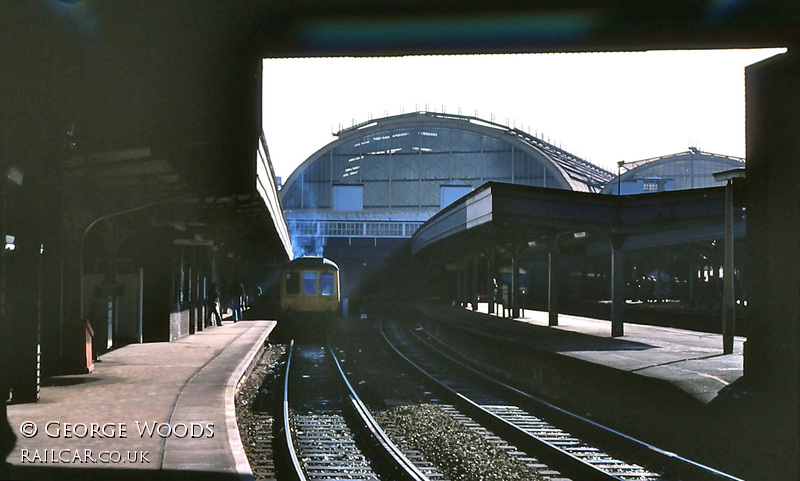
[64, 138, 292, 263]
[411, 182, 742, 259]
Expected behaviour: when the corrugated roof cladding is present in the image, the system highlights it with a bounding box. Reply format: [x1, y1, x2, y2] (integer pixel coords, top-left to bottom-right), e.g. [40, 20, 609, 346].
[280, 112, 613, 212]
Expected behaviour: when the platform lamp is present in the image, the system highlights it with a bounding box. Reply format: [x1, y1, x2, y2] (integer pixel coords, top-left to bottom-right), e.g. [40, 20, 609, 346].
[712, 167, 746, 354]
[617, 160, 625, 195]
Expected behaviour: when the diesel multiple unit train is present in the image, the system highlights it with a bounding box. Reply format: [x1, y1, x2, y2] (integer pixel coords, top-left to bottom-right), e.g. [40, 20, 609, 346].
[279, 256, 341, 330]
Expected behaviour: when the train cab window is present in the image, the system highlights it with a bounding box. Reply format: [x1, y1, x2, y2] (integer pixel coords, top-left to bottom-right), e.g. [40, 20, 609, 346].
[302, 271, 318, 295]
[319, 272, 335, 296]
[285, 272, 300, 294]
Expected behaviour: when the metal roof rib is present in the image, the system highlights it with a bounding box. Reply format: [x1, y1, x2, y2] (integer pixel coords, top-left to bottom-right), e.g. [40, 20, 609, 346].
[339, 111, 615, 188]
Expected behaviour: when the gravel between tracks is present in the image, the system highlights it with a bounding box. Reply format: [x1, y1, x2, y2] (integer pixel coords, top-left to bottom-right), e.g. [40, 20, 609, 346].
[377, 403, 546, 481]
[235, 326, 549, 481]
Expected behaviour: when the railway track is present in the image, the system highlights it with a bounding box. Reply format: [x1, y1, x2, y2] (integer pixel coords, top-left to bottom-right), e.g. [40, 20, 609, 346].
[268, 317, 744, 481]
[381, 318, 744, 481]
[280, 341, 443, 481]
[329, 321, 554, 480]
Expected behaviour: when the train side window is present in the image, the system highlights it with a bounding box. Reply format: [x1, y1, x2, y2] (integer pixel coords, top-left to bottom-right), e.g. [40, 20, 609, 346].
[302, 271, 318, 295]
[319, 272, 335, 296]
[285, 272, 300, 294]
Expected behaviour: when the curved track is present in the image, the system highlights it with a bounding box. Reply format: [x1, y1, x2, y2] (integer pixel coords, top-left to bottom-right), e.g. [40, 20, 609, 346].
[272, 316, 743, 481]
[280, 341, 440, 481]
[382, 319, 744, 481]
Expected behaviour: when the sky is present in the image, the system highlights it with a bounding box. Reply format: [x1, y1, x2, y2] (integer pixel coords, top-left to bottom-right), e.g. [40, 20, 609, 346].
[262, 49, 784, 181]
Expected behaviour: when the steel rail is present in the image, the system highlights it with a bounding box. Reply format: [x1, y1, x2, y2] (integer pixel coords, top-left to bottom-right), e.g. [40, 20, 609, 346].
[281, 340, 431, 481]
[380, 321, 631, 481]
[327, 342, 431, 481]
[281, 340, 308, 481]
[392, 319, 745, 481]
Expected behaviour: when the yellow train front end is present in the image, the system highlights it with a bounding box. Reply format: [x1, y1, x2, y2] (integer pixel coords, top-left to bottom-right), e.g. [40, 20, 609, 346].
[279, 257, 341, 336]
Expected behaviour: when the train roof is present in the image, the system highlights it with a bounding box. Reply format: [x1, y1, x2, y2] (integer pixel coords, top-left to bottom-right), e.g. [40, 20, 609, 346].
[285, 256, 340, 270]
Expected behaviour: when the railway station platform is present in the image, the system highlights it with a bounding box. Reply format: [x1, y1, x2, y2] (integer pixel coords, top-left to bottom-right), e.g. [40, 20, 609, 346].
[4, 318, 276, 480]
[425, 302, 744, 403]
[413, 302, 761, 476]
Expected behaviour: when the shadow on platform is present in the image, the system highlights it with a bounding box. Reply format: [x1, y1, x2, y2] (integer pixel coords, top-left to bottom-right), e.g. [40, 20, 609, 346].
[513, 326, 658, 353]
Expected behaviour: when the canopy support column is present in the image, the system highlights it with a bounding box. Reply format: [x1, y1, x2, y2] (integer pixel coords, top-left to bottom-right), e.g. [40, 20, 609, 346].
[609, 234, 627, 337]
[471, 255, 479, 311]
[486, 249, 496, 315]
[548, 235, 561, 327]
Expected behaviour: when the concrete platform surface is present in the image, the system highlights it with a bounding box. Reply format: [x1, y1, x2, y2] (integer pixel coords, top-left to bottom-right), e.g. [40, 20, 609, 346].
[461, 303, 743, 403]
[5, 319, 275, 480]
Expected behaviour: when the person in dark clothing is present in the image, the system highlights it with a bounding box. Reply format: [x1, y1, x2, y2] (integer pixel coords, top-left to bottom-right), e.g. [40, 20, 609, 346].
[228, 282, 241, 322]
[206, 283, 222, 327]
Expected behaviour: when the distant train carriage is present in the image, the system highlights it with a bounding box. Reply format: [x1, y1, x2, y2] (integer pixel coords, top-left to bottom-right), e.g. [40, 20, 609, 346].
[279, 257, 341, 330]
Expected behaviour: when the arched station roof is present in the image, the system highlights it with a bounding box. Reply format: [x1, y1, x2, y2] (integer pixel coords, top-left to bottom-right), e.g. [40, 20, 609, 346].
[600, 149, 746, 194]
[279, 112, 614, 211]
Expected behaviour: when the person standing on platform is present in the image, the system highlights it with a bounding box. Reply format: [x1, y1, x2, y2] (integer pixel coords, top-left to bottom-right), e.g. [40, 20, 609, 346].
[206, 283, 222, 327]
[239, 282, 247, 311]
[228, 282, 241, 322]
